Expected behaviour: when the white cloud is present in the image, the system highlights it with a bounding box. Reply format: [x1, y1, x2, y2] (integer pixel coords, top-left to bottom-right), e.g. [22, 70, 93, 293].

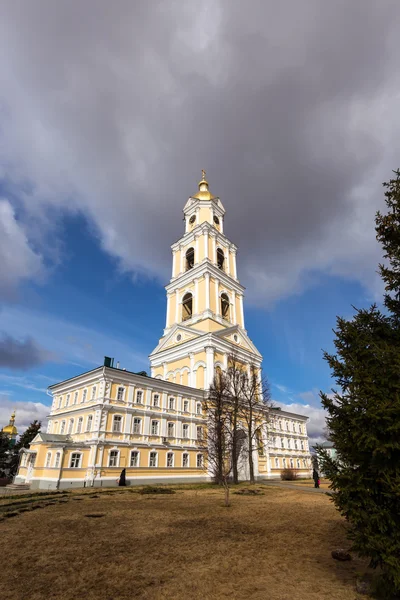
[0, 2, 399, 305]
[0, 200, 43, 300]
[0, 396, 49, 434]
[276, 400, 327, 447]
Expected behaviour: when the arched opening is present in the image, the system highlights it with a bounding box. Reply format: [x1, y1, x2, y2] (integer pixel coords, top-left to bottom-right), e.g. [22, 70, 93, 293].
[221, 293, 230, 320]
[185, 248, 195, 270]
[217, 248, 225, 270]
[182, 293, 193, 321]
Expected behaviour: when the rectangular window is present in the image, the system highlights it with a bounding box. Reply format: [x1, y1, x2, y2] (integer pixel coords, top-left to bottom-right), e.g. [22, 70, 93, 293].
[68, 419, 74, 434]
[283, 458, 286, 468]
[82, 389, 87, 403]
[197, 426, 203, 441]
[169, 397, 175, 410]
[66, 394, 70, 406]
[196, 403, 201, 415]
[286, 422, 289, 431]
[182, 424, 189, 439]
[149, 452, 157, 467]
[167, 452, 174, 467]
[153, 394, 159, 407]
[136, 390, 143, 403]
[275, 458, 279, 468]
[297, 459, 300, 469]
[151, 421, 159, 435]
[287, 439, 291, 449]
[113, 415, 122, 433]
[54, 453, 61, 469]
[70, 453, 81, 468]
[130, 451, 139, 467]
[183, 400, 189, 412]
[73, 391, 78, 405]
[133, 418, 141, 434]
[117, 387, 124, 401]
[168, 423, 174, 438]
[196, 454, 203, 468]
[290, 459, 294, 468]
[182, 453, 189, 467]
[91, 387, 96, 400]
[60, 421, 66, 435]
[58, 397, 62, 409]
[294, 439, 298, 450]
[109, 450, 119, 467]
[301, 441, 304, 450]
[76, 418, 83, 434]
[281, 439, 284, 449]
[45, 453, 51, 468]
[87, 415, 93, 432]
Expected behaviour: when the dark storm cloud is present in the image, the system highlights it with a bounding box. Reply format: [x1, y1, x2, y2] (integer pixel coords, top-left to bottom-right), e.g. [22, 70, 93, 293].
[0, 0, 399, 303]
[0, 334, 51, 369]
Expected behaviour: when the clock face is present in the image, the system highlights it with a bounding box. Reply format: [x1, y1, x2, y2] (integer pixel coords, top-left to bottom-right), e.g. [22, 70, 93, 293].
[213, 215, 220, 225]
[189, 215, 196, 225]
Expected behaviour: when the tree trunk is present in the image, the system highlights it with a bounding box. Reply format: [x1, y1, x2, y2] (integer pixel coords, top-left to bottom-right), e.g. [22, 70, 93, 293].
[248, 416, 255, 484]
[223, 476, 230, 507]
[232, 401, 239, 484]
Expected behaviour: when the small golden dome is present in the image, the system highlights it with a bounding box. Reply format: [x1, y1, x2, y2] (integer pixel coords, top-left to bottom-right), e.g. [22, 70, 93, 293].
[2, 411, 17, 436]
[192, 169, 217, 201]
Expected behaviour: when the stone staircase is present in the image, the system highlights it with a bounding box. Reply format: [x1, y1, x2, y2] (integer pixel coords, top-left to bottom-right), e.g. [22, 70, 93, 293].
[6, 482, 31, 490]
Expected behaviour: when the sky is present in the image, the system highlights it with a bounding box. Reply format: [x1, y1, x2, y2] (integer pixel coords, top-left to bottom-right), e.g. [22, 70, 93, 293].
[1, 0, 400, 445]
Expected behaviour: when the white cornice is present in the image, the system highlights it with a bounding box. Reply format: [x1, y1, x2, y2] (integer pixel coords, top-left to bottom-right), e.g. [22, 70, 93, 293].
[150, 330, 263, 365]
[171, 222, 237, 252]
[166, 259, 244, 294]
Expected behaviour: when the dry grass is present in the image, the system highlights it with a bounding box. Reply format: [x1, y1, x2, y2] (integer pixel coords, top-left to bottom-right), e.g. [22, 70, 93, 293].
[0, 485, 368, 600]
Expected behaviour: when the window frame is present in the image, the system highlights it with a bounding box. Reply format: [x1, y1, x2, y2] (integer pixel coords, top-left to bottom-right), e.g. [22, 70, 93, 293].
[151, 420, 159, 436]
[153, 394, 159, 407]
[82, 389, 87, 403]
[45, 452, 52, 468]
[196, 454, 204, 468]
[68, 419, 74, 434]
[182, 292, 193, 321]
[117, 386, 125, 401]
[167, 422, 175, 438]
[87, 415, 93, 432]
[109, 450, 119, 468]
[182, 453, 189, 468]
[221, 293, 230, 320]
[133, 418, 142, 434]
[182, 424, 189, 439]
[76, 417, 83, 434]
[216, 247, 225, 270]
[136, 390, 143, 404]
[168, 397, 175, 410]
[149, 451, 158, 468]
[130, 450, 139, 467]
[54, 452, 61, 469]
[183, 400, 189, 412]
[113, 415, 123, 433]
[70, 453, 82, 468]
[166, 452, 174, 468]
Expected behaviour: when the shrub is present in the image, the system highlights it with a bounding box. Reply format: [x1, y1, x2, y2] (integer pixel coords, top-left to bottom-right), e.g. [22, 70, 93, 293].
[280, 468, 298, 481]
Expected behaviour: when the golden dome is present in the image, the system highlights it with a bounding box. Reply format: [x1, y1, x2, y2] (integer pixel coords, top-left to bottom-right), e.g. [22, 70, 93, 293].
[192, 169, 217, 201]
[2, 411, 17, 436]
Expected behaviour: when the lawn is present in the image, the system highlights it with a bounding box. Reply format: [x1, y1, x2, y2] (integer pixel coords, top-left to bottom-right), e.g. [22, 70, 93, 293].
[0, 485, 367, 600]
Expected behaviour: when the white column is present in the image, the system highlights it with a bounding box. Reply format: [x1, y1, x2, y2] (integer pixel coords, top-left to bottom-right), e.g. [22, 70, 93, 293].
[163, 362, 167, 380]
[180, 246, 184, 274]
[232, 250, 237, 278]
[205, 346, 215, 389]
[124, 413, 132, 435]
[232, 291, 237, 324]
[165, 293, 170, 328]
[195, 235, 199, 263]
[205, 273, 210, 310]
[204, 229, 209, 260]
[175, 289, 179, 323]
[215, 278, 219, 316]
[189, 353, 195, 387]
[239, 293, 245, 327]
[194, 278, 199, 314]
[172, 250, 176, 278]
[212, 234, 216, 264]
[226, 249, 231, 276]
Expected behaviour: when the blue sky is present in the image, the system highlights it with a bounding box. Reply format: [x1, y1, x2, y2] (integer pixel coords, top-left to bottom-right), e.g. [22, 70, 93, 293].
[1, 1, 398, 442]
[0, 210, 376, 442]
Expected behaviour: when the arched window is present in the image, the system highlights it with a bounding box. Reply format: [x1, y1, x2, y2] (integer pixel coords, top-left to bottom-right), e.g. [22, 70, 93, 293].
[221, 293, 230, 320]
[182, 293, 193, 321]
[45, 452, 51, 468]
[185, 247, 195, 270]
[68, 419, 74, 434]
[217, 248, 225, 270]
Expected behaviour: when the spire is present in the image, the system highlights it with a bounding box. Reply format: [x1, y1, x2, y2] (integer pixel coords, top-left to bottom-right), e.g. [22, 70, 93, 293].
[192, 169, 216, 201]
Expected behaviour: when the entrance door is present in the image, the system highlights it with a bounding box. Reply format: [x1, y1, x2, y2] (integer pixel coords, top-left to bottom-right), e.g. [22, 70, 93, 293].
[25, 454, 36, 483]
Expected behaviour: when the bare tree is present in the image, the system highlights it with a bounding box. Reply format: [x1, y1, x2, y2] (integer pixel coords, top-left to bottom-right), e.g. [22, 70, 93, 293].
[237, 365, 272, 484]
[200, 370, 233, 506]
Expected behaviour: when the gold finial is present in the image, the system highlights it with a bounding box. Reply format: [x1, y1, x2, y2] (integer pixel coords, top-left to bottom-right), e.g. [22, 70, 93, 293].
[192, 169, 216, 200]
[201, 169, 206, 180]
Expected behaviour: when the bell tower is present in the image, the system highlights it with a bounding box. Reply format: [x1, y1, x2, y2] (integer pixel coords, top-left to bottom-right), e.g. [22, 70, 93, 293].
[149, 171, 262, 389]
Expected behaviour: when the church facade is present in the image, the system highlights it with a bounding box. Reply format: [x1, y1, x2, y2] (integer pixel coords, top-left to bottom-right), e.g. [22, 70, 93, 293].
[15, 173, 312, 489]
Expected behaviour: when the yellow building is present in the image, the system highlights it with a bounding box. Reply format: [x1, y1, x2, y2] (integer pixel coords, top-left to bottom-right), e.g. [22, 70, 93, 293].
[15, 172, 311, 489]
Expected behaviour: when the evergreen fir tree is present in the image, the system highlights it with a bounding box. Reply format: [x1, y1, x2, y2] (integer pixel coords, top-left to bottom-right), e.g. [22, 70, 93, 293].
[317, 170, 400, 596]
[0, 431, 12, 478]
